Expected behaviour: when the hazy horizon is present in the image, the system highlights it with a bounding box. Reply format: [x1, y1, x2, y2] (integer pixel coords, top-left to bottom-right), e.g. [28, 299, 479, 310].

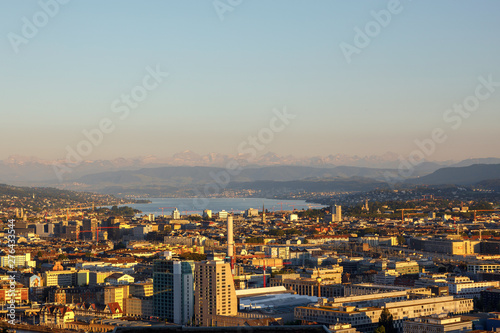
[2, 0, 500, 164]
[3, 150, 500, 166]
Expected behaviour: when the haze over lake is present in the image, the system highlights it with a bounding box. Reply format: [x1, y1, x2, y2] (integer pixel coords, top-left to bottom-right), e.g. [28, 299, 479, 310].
[119, 198, 325, 216]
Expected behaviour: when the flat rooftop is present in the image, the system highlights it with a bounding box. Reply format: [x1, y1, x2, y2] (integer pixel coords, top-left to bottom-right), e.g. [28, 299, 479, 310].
[112, 325, 331, 333]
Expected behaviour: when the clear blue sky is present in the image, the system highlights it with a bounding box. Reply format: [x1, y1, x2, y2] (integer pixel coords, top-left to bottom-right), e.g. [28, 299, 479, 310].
[1, 0, 499, 162]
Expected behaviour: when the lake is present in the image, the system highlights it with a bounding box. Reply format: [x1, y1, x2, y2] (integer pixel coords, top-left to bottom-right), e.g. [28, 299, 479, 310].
[116, 197, 325, 216]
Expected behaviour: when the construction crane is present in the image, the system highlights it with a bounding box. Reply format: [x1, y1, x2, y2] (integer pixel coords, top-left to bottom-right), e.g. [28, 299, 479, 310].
[159, 207, 177, 215]
[78, 226, 120, 241]
[404, 212, 423, 222]
[396, 208, 420, 222]
[277, 202, 297, 212]
[263, 264, 266, 288]
[472, 209, 500, 222]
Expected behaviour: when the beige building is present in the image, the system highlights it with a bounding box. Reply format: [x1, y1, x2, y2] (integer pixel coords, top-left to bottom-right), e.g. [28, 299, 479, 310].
[104, 285, 129, 314]
[403, 315, 473, 333]
[409, 237, 480, 255]
[295, 296, 473, 332]
[251, 258, 283, 269]
[89, 271, 115, 285]
[270, 276, 343, 298]
[301, 266, 343, 282]
[329, 323, 361, 333]
[125, 296, 153, 318]
[130, 282, 153, 297]
[467, 263, 500, 274]
[445, 276, 499, 298]
[388, 261, 419, 275]
[104, 273, 135, 285]
[43, 270, 75, 287]
[194, 260, 237, 326]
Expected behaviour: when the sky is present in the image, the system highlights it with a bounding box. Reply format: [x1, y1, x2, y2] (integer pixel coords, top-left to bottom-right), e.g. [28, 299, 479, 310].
[1, 0, 500, 163]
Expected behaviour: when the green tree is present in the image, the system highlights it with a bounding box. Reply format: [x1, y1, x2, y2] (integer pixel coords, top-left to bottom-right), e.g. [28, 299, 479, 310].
[269, 229, 285, 236]
[379, 308, 395, 333]
[470, 201, 494, 211]
[374, 326, 386, 333]
[246, 237, 264, 244]
[361, 227, 377, 236]
[473, 296, 481, 311]
[285, 228, 303, 236]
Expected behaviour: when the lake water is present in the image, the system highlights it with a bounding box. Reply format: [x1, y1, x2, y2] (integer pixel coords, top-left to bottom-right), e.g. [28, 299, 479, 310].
[117, 198, 325, 216]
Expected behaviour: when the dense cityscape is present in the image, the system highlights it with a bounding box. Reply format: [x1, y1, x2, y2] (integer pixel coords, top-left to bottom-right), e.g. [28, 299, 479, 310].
[1, 183, 500, 332]
[3, 1, 500, 332]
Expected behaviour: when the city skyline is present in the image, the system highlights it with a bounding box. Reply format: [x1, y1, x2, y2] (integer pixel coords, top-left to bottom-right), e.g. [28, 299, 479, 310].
[3, 2, 500, 329]
[2, 1, 500, 163]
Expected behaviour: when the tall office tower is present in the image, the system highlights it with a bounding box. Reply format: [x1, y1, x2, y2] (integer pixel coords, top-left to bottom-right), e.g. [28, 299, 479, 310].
[82, 218, 99, 241]
[153, 260, 195, 325]
[194, 260, 237, 326]
[172, 208, 181, 220]
[331, 205, 342, 222]
[106, 217, 122, 240]
[364, 199, 369, 211]
[262, 204, 266, 223]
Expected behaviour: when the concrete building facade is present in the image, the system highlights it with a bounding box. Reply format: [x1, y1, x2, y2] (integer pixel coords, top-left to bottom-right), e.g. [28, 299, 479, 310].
[194, 260, 237, 326]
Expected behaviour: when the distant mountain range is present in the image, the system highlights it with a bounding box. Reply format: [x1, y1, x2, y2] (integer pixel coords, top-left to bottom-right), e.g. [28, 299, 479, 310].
[75, 165, 397, 188]
[2, 153, 500, 196]
[33, 164, 500, 197]
[0, 151, 475, 183]
[407, 164, 500, 186]
[228, 177, 389, 193]
[476, 179, 500, 191]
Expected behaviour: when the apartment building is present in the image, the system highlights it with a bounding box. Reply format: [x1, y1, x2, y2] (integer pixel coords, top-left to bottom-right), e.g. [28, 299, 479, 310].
[194, 260, 237, 326]
[295, 295, 473, 332]
[403, 315, 473, 333]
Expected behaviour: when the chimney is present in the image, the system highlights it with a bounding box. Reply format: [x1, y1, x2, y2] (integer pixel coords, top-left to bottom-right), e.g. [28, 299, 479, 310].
[227, 215, 234, 258]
